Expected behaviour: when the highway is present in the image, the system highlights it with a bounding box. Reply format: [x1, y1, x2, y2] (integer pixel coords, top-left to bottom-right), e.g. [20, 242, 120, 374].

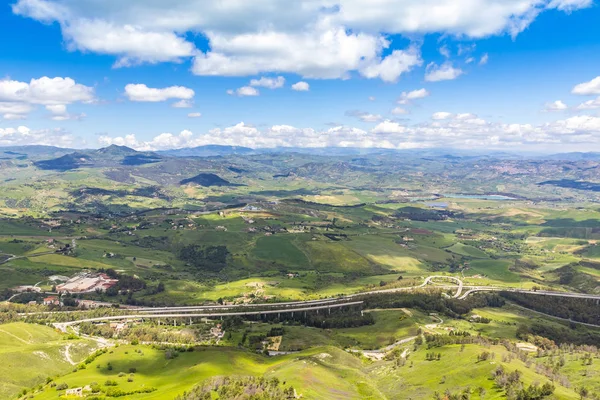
[457, 286, 600, 301]
[53, 300, 364, 331]
[16, 275, 600, 326]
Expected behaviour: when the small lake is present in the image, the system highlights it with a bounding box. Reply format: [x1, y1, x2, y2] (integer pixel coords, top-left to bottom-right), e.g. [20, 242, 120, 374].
[442, 194, 516, 200]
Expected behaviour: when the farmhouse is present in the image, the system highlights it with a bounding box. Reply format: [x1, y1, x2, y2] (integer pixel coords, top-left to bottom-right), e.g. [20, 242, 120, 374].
[65, 387, 83, 397]
[43, 296, 60, 306]
[56, 273, 118, 294]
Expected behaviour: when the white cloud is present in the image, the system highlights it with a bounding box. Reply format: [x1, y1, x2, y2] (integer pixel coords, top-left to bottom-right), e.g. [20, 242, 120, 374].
[51, 113, 85, 121]
[457, 44, 476, 56]
[3, 113, 27, 120]
[0, 102, 33, 120]
[398, 88, 430, 104]
[57, 18, 195, 67]
[250, 76, 285, 89]
[346, 110, 383, 122]
[0, 76, 94, 119]
[543, 100, 568, 112]
[124, 84, 195, 102]
[0, 125, 79, 147]
[372, 120, 408, 134]
[455, 113, 477, 120]
[172, 99, 193, 108]
[439, 45, 450, 58]
[548, 0, 593, 11]
[229, 86, 260, 97]
[358, 46, 422, 82]
[479, 53, 489, 65]
[46, 104, 66, 114]
[188, 112, 202, 118]
[44, 103, 85, 120]
[291, 81, 310, 91]
[95, 112, 600, 151]
[390, 107, 409, 115]
[425, 62, 464, 82]
[368, 96, 376, 101]
[576, 97, 600, 110]
[432, 112, 453, 120]
[191, 28, 393, 79]
[14, 0, 587, 79]
[0, 76, 94, 105]
[572, 76, 600, 95]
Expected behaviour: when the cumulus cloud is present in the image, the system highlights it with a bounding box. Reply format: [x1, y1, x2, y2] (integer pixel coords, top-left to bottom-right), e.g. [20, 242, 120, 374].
[291, 81, 310, 91]
[0, 76, 94, 119]
[0, 77, 95, 105]
[548, 0, 593, 11]
[572, 76, 600, 95]
[228, 86, 260, 97]
[124, 84, 195, 102]
[576, 97, 600, 110]
[95, 112, 600, 151]
[390, 107, 409, 115]
[13, 0, 587, 79]
[172, 100, 193, 108]
[432, 112, 453, 120]
[250, 76, 285, 89]
[358, 46, 422, 82]
[425, 62, 464, 82]
[543, 100, 568, 112]
[188, 112, 202, 118]
[398, 88, 430, 105]
[0, 125, 79, 147]
[0, 102, 33, 120]
[345, 110, 383, 122]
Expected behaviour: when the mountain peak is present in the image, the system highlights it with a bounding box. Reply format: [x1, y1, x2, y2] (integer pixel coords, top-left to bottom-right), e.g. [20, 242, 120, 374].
[95, 144, 138, 155]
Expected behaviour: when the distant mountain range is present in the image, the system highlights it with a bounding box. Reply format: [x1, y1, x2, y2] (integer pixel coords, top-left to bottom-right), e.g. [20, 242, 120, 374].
[2, 144, 599, 167]
[158, 145, 256, 157]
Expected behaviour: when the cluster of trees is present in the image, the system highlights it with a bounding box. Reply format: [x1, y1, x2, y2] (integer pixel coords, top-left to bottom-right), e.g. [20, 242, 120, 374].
[78, 322, 198, 344]
[276, 308, 374, 329]
[394, 206, 455, 221]
[492, 366, 555, 400]
[432, 387, 487, 400]
[477, 351, 495, 362]
[501, 292, 600, 326]
[360, 292, 504, 318]
[425, 352, 442, 361]
[175, 376, 297, 400]
[178, 245, 229, 273]
[516, 323, 600, 347]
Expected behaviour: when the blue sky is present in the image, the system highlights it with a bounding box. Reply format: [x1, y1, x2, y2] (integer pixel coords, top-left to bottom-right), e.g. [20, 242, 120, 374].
[1, 0, 600, 152]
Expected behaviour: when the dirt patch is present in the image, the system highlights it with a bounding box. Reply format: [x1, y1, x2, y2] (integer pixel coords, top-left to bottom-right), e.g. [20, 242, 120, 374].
[411, 228, 433, 235]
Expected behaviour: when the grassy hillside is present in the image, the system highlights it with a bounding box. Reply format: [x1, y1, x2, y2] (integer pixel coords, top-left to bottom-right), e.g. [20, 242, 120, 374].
[24, 341, 585, 400]
[0, 323, 95, 399]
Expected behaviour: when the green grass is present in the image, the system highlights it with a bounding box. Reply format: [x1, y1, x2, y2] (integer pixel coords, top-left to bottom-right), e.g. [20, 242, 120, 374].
[339, 236, 424, 272]
[0, 323, 95, 399]
[252, 235, 310, 267]
[376, 343, 578, 399]
[29, 344, 381, 400]
[467, 259, 521, 283]
[446, 243, 489, 258]
[23, 338, 586, 400]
